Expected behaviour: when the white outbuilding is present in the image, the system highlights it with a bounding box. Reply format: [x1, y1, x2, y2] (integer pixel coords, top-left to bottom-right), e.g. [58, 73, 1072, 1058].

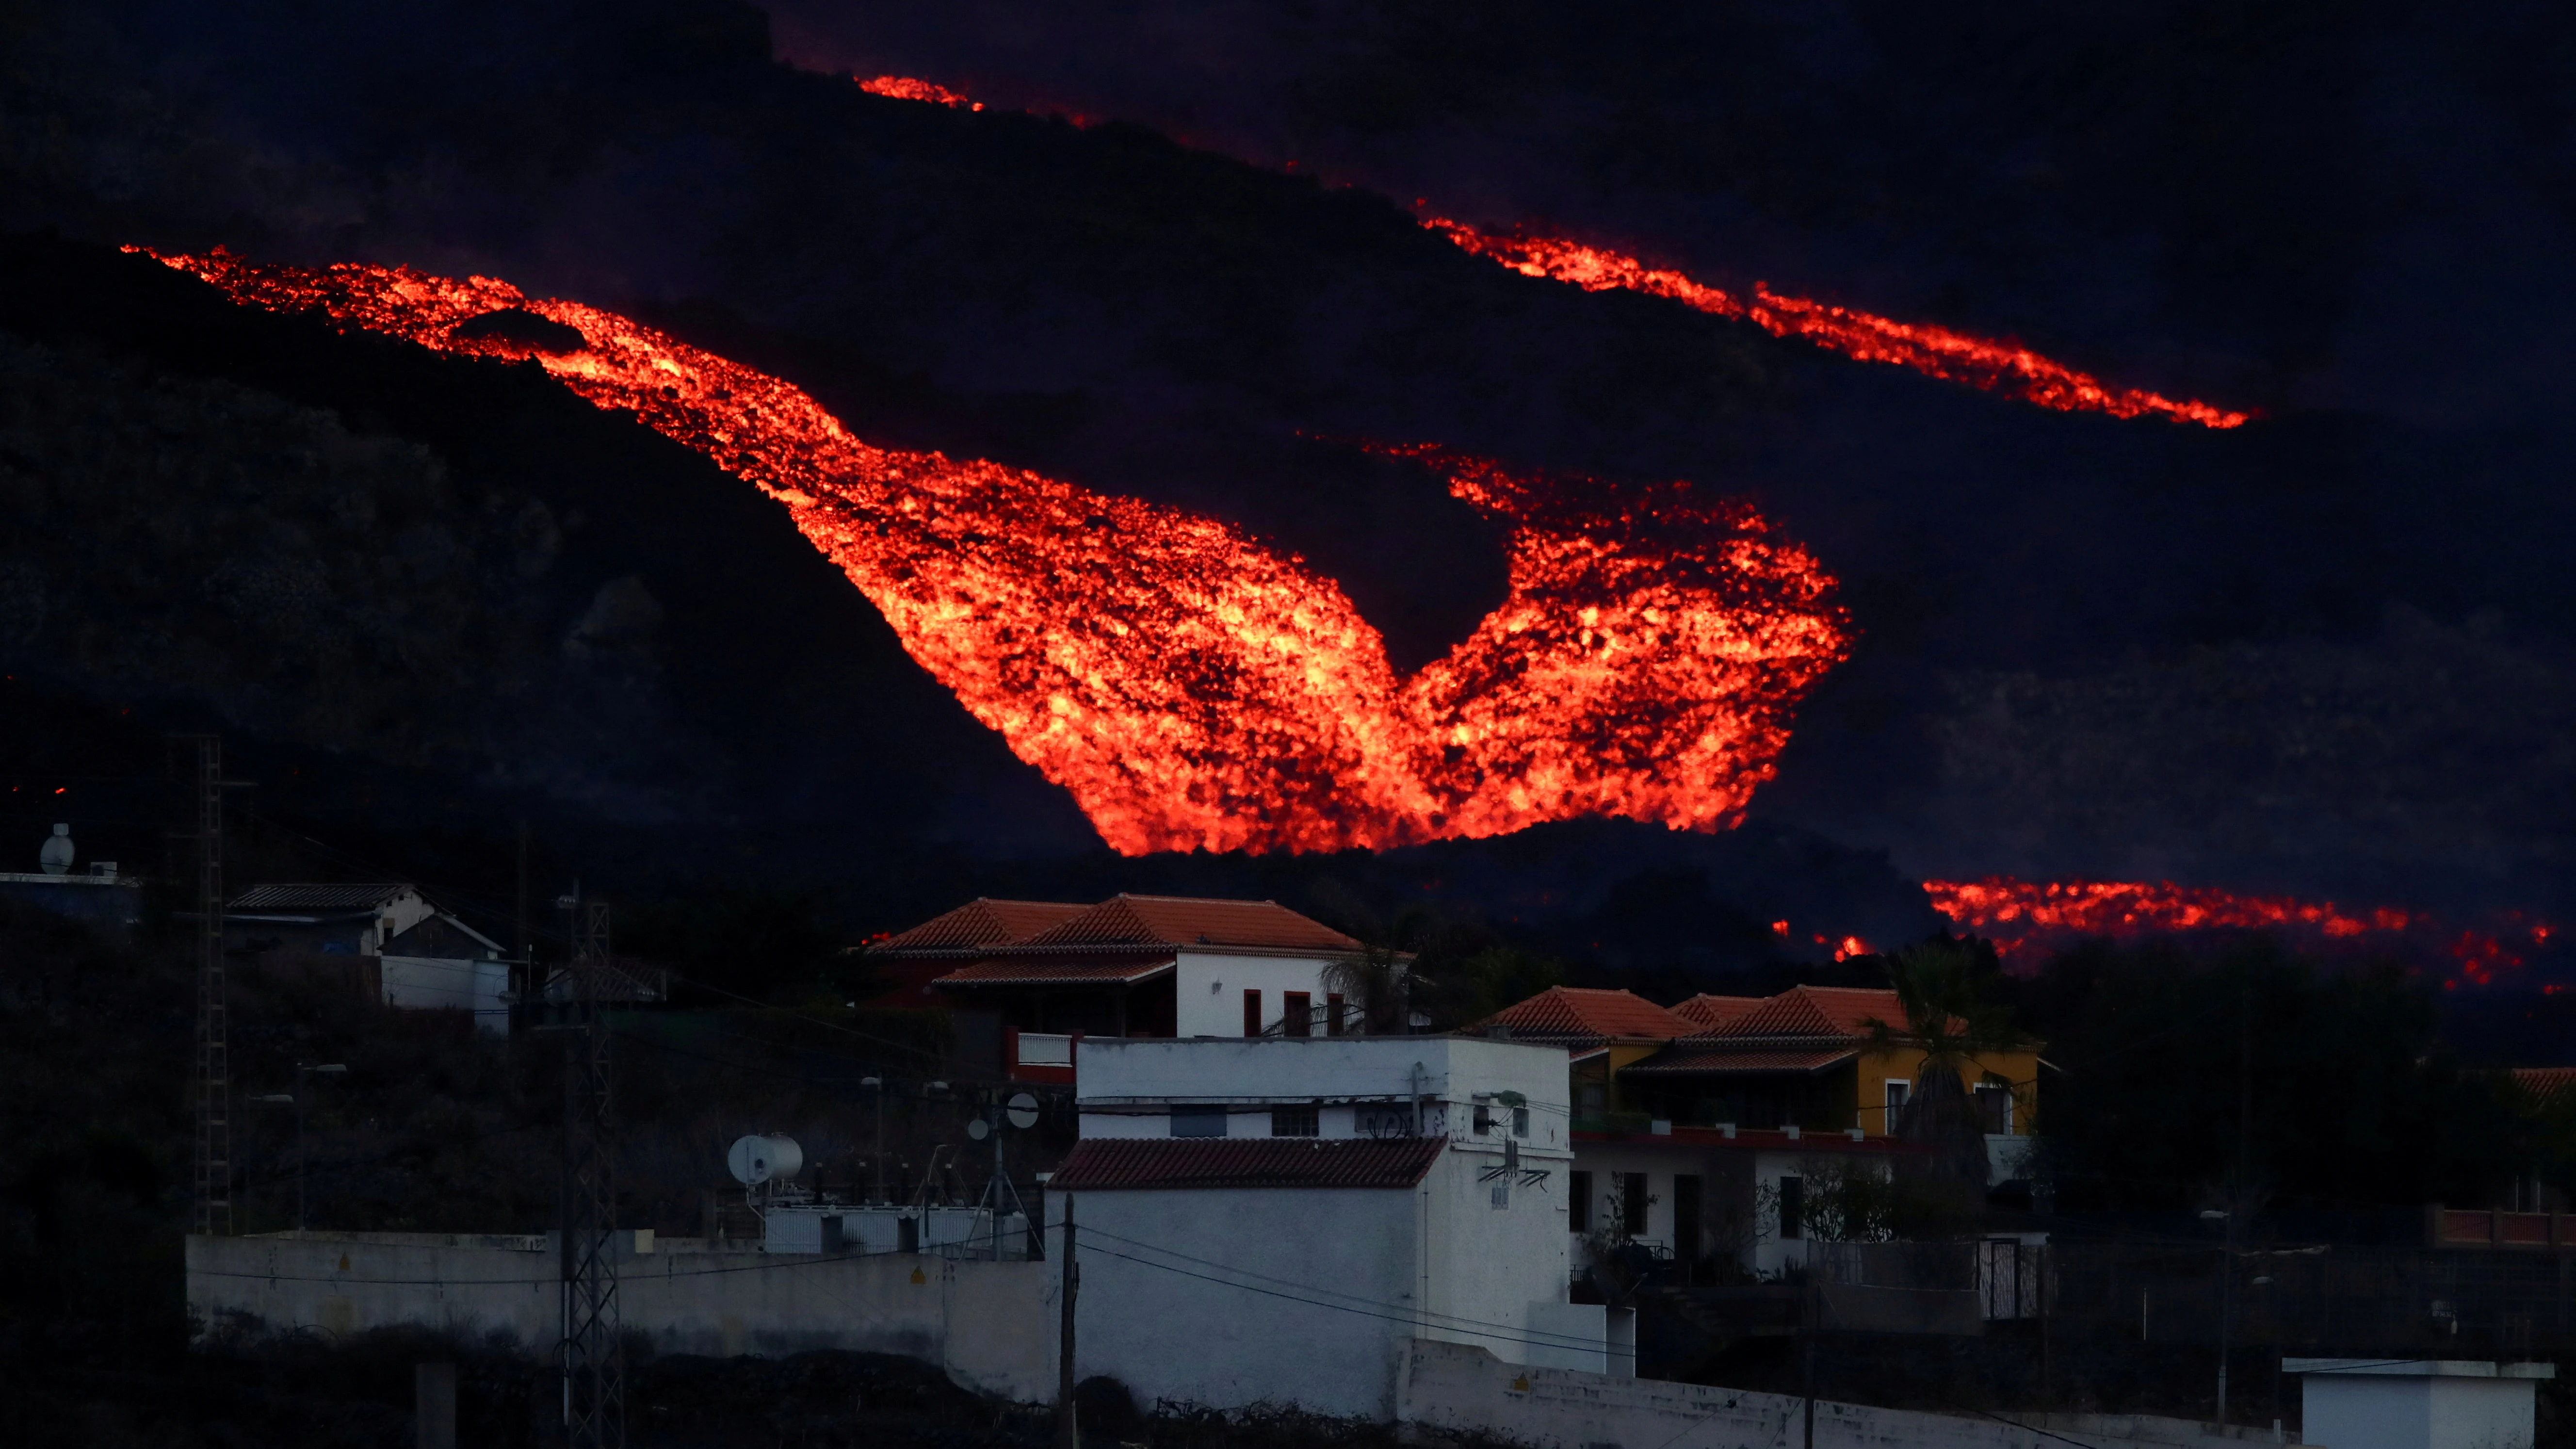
[1050, 1034, 1629, 1421]
[2287, 1359, 2556, 1449]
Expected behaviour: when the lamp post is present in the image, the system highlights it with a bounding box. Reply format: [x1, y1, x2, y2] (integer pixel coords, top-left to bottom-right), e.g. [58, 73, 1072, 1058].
[2201, 1207, 2233, 1427]
[861, 1076, 885, 1204]
[259, 1062, 350, 1232]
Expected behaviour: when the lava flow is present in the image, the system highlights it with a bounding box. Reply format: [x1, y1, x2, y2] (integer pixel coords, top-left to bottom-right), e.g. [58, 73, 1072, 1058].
[848, 74, 2250, 430]
[1926, 876, 2553, 986]
[153, 250, 1847, 856]
[1428, 222, 2249, 429]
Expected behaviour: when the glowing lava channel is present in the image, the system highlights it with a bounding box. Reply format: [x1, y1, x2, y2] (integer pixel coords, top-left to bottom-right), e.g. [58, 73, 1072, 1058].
[849, 75, 2250, 430]
[155, 250, 1848, 856]
[1926, 877, 2554, 986]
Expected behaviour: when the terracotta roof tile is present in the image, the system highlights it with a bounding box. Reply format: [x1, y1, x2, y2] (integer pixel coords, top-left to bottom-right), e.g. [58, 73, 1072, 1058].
[1484, 986, 1694, 1042]
[1715, 985, 1908, 1040]
[1620, 1045, 1859, 1075]
[2515, 1067, 2576, 1108]
[932, 954, 1177, 988]
[1673, 993, 1766, 1032]
[1050, 1136, 1446, 1191]
[872, 898, 1089, 955]
[1015, 895, 1361, 954]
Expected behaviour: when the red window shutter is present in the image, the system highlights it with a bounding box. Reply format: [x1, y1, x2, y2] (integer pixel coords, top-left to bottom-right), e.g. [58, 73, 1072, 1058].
[1243, 988, 1262, 1037]
[1325, 993, 1346, 1036]
[1283, 992, 1312, 1037]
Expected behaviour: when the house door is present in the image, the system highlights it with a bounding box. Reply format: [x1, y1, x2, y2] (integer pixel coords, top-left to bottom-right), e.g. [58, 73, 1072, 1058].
[1672, 1174, 1703, 1283]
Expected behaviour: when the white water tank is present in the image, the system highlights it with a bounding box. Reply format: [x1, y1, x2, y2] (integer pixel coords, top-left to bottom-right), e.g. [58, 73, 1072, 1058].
[38, 823, 72, 876]
[726, 1133, 804, 1185]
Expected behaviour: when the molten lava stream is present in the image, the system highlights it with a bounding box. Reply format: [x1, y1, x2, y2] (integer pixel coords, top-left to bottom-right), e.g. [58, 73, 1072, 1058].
[849, 74, 2249, 430]
[1426, 222, 2250, 429]
[153, 250, 1848, 855]
[1926, 876, 2551, 986]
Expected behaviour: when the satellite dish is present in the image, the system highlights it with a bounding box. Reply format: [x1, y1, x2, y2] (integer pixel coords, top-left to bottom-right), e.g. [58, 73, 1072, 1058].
[1007, 1092, 1040, 1130]
[726, 1133, 804, 1185]
[966, 1117, 991, 1141]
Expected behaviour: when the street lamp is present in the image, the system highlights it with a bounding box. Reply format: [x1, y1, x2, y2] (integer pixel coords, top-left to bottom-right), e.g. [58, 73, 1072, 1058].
[861, 1076, 886, 1204]
[258, 1063, 348, 1233]
[2200, 1208, 2233, 1428]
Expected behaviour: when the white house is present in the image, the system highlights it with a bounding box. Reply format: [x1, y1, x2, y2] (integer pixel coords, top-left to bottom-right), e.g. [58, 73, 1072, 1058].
[867, 895, 1384, 1080]
[1050, 1035, 1629, 1421]
[227, 883, 511, 1035]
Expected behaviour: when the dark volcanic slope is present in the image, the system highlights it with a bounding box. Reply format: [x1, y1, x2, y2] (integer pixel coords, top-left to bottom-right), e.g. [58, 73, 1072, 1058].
[0, 233, 1100, 863]
[2, 1, 2571, 913]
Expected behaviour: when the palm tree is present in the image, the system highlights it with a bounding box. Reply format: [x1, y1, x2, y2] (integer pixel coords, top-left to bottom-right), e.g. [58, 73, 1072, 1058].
[1861, 939, 2029, 1198]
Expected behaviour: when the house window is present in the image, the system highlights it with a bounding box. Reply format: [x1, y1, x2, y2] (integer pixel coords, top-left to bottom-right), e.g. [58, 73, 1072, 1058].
[1513, 1107, 1530, 1138]
[1172, 1106, 1228, 1138]
[1325, 993, 1346, 1035]
[1778, 1174, 1805, 1240]
[1283, 991, 1312, 1037]
[1620, 1172, 1650, 1235]
[1569, 1171, 1593, 1233]
[1974, 1081, 2012, 1134]
[1673, 1175, 1703, 1266]
[1243, 989, 1262, 1037]
[1473, 1101, 1494, 1134]
[1271, 1104, 1319, 1137]
[1883, 1079, 1911, 1131]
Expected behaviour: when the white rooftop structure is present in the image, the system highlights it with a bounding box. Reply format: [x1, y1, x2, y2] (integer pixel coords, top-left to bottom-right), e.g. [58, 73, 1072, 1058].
[2287, 1358, 2556, 1449]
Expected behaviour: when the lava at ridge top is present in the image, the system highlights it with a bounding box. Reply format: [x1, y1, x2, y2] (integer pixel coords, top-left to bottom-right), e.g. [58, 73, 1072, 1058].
[154, 248, 1849, 856]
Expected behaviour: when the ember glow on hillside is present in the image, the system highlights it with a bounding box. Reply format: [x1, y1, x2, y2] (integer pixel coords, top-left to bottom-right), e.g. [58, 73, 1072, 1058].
[845, 75, 2250, 430]
[1429, 222, 2252, 429]
[154, 251, 1847, 856]
[1928, 877, 2552, 986]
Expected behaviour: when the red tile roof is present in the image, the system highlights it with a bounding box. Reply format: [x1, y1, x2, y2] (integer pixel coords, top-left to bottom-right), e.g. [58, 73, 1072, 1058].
[1714, 985, 1909, 1040]
[872, 898, 1089, 955]
[1673, 993, 1766, 1032]
[1620, 1045, 1859, 1075]
[1015, 895, 1361, 955]
[1049, 1136, 1446, 1191]
[932, 954, 1177, 988]
[1483, 986, 1695, 1042]
[2514, 1067, 2576, 1108]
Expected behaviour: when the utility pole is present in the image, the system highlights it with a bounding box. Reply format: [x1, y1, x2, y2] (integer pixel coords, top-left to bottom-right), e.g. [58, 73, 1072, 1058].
[1058, 1194, 1078, 1449]
[1801, 1268, 1817, 1449]
[549, 891, 623, 1449]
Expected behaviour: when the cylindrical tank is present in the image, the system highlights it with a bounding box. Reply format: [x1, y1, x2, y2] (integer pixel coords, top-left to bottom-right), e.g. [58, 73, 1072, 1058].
[726, 1133, 804, 1185]
[38, 823, 72, 876]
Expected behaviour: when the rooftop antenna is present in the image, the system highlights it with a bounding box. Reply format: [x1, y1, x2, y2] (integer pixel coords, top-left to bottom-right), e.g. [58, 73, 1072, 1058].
[967, 1091, 1042, 1259]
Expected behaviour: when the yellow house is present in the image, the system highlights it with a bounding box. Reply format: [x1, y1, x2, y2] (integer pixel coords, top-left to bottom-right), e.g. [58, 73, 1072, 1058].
[1485, 983, 2040, 1143]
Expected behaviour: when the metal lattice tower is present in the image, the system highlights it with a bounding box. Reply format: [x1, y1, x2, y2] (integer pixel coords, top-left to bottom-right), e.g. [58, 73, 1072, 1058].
[184, 736, 231, 1237]
[558, 898, 624, 1449]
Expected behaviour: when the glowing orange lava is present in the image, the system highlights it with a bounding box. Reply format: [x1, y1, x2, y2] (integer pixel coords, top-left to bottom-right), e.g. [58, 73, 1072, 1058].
[858, 75, 981, 110]
[151, 250, 1848, 856]
[1429, 222, 2251, 429]
[848, 74, 2249, 429]
[1927, 876, 2553, 986]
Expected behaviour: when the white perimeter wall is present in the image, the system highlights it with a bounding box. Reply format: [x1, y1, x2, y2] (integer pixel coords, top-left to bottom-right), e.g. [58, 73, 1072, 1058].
[187, 1232, 1055, 1400]
[1401, 1337, 2207, 1449]
[1072, 1186, 1420, 1420]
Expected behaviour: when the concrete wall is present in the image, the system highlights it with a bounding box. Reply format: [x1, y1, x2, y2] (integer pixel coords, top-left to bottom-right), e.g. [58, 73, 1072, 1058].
[1398, 1337, 2260, 1449]
[378, 955, 509, 1036]
[1073, 1185, 1419, 1419]
[187, 1232, 1057, 1400]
